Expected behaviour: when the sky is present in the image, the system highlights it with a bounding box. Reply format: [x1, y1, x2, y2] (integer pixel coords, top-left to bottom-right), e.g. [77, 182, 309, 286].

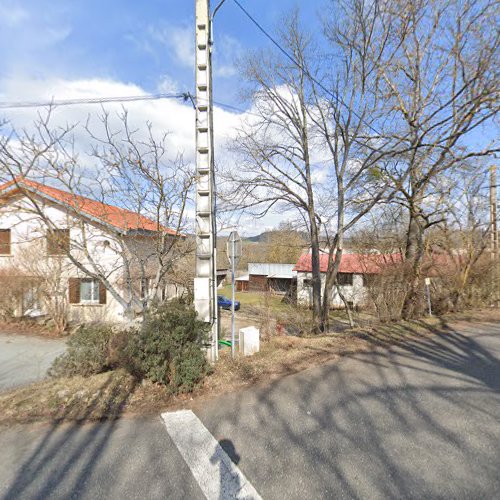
[0, 0, 324, 235]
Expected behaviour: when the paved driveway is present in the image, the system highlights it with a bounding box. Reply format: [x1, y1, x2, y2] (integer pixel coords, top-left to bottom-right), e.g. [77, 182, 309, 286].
[0, 319, 499, 499]
[0, 334, 66, 391]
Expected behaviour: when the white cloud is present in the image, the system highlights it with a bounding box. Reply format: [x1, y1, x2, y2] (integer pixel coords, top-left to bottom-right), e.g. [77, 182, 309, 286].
[157, 75, 180, 94]
[149, 23, 194, 68]
[0, 75, 298, 235]
[212, 34, 244, 78]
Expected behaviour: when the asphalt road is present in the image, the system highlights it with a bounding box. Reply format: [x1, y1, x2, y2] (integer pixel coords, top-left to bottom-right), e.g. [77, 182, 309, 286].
[0, 319, 499, 499]
[0, 334, 66, 391]
[198, 320, 500, 499]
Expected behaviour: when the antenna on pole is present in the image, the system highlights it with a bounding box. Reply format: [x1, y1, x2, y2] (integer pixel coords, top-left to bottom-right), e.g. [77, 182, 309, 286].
[194, 0, 219, 361]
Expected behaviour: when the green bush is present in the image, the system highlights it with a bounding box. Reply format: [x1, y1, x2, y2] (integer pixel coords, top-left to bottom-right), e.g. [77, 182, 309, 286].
[124, 301, 211, 393]
[49, 324, 115, 377]
[49, 301, 211, 394]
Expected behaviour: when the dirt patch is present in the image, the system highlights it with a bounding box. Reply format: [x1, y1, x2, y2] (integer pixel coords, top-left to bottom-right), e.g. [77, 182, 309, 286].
[1, 308, 499, 425]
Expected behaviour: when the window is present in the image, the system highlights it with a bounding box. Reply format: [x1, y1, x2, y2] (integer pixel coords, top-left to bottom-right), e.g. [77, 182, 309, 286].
[337, 273, 353, 286]
[68, 278, 106, 305]
[0, 229, 11, 255]
[47, 229, 70, 255]
[303, 278, 313, 288]
[80, 279, 100, 303]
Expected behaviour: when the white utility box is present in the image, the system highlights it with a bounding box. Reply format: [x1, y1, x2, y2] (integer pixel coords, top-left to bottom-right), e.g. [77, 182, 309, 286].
[239, 326, 260, 356]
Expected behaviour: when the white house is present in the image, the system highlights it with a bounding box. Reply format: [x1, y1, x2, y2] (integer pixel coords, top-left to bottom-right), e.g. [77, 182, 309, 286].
[0, 178, 183, 323]
[294, 252, 403, 308]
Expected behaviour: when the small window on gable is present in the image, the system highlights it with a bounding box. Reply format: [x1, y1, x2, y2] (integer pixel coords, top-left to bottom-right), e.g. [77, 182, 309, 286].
[0, 229, 11, 255]
[47, 229, 70, 255]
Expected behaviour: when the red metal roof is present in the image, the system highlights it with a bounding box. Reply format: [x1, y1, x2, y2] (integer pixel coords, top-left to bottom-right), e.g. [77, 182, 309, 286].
[293, 252, 403, 274]
[0, 178, 178, 235]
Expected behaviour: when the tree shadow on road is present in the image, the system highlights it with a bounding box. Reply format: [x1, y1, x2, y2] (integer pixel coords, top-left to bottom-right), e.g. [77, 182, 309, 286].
[1, 375, 136, 500]
[199, 320, 500, 499]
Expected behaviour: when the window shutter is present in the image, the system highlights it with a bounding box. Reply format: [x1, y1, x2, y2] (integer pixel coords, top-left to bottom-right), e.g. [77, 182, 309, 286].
[0, 229, 11, 255]
[68, 278, 80, 304]
[99, 281, 107, 305]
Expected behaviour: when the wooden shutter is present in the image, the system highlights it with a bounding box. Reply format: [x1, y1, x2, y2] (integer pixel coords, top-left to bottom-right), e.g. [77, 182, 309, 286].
[68, 278, 80, 304]
[99, 281, 107, 305]
[0, 229, 11, 255]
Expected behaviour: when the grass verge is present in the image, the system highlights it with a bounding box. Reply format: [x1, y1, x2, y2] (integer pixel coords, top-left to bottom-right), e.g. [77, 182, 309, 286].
[0, 308, 498, 426]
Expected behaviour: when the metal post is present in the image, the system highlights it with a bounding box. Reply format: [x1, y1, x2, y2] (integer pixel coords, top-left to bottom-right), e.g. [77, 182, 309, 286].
[194, 0, 218, 362]
[490, 165, 498, 260]
[490, 165, 498, 306]
[226, 230, 241, 359]
[231, 236, 236, 359]
[425, 278, 432, 316]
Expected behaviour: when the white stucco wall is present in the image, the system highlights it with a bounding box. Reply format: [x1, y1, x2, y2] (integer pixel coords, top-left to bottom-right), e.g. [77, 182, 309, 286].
[0, 194, 160, 322]
[296, 271, 368, 308]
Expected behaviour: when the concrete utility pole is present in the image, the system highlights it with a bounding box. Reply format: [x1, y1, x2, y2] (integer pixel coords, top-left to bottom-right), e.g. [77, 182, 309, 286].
[194, 0, 218, 361]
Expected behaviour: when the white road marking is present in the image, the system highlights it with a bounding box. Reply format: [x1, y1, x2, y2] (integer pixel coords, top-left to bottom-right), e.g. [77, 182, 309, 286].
[161, 410, 262, 500]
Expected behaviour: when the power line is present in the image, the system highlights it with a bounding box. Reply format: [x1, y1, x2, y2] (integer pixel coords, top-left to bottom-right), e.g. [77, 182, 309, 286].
[0, 93, 190, 110]
[231, 0, 383, 137]
[0, 90, 262, 119]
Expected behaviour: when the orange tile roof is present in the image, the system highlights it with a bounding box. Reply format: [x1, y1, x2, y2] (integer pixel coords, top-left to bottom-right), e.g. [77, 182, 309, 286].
[0, 177, 178, 235]
[293, 252, 404, 274]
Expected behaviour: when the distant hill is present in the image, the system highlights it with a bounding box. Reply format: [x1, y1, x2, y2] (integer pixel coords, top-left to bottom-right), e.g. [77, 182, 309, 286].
[243, 230, 308, 243]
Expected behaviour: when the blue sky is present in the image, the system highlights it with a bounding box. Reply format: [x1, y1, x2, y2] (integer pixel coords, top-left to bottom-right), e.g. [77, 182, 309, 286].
[0, 0, 325, 234]
[0, 0, 321, 106]
[0, 1, 496, 235]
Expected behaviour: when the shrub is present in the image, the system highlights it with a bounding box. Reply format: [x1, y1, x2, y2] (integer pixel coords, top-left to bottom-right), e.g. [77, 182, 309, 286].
[49, 301, 212, 394]
[49, 324, 115, 377]
[124, 300, 211, 393]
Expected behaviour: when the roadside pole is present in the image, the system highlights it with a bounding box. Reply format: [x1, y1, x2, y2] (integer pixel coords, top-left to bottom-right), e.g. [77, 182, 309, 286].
[231, 237, 236, 359]
[194, 0, 218, 361]
[227, 231, 241, 359]
[490, 165, 498, 306]
[425, 278, 432, 316]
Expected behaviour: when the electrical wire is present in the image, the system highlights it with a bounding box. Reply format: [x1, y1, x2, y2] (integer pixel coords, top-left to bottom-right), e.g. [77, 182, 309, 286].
[0, 90, 262, 119]
[231, 0, 383, 137]
[0, 93, 190, 110]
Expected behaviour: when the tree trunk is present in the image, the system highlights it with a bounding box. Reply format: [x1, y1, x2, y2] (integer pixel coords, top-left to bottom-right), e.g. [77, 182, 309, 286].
[401, 212, 425, 319]
[309, 218, 322, 331]
[321, 244, 343, 331]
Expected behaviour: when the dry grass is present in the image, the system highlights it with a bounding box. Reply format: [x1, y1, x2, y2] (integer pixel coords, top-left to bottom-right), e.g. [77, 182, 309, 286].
[1, 308, 499, 426]
[0, 319, 65, 338]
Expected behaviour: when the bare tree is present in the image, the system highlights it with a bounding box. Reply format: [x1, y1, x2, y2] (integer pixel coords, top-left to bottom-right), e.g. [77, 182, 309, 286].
[226, 8, 403, 331]
[429, 163, 492, 309]
[0, 109, 193, 320]
[313, 0, 403, 328]
[265, 223, 306, 264]
[17, 241, 71, 334]
[359, 0, 500, 318]
[223, 14, 324, 329]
